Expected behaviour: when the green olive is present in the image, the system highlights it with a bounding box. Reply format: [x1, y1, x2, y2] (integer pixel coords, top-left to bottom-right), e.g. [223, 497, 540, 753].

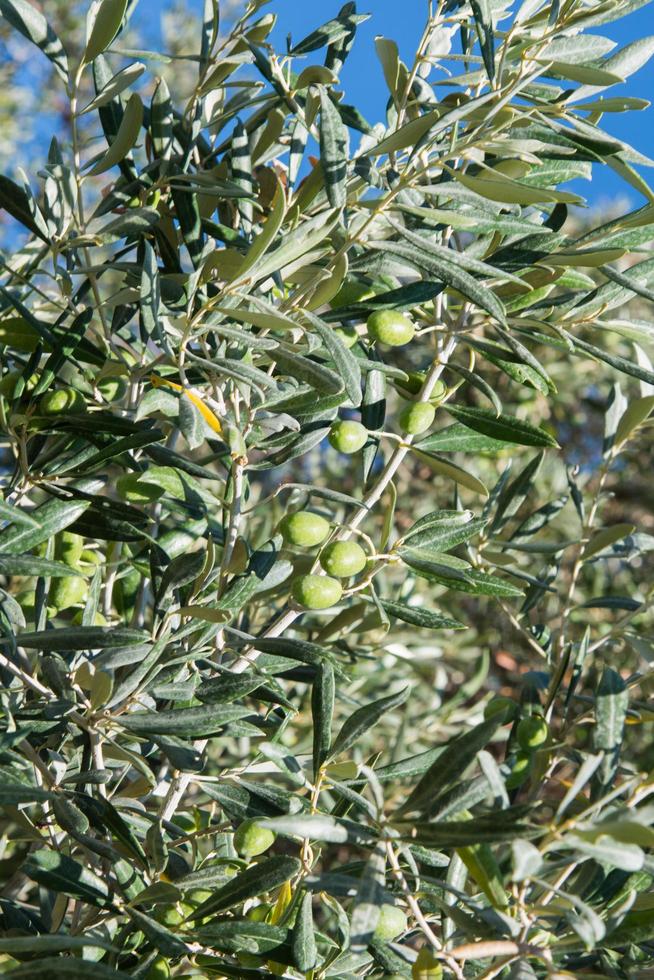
[71, 609, 107, 626]
[186, 888, 213, 906]
[247, 902, 273, 922]
[80, 548, 103, 567]
[233, 818, 276, 858]
[292, 574, 343, 610]
[50, 576, 88, 612]
[367, 310, 415, 347]
[506, 751, 533, 789]
[412, 947, 443, 980]
[333, 324, 359, 348]
[399, 402, 436, 435]
[320, 540, 367, 578]
[328, 419, 368, 454]
[154, 905, 183, 927]
[55, 531, 84, 567]
[330, 279, 374, 309]
[483, 697, 518, 723]
[116, 474, 165, 504]
[15, 590, 35, 613]
[280, 511, 330, 548]
[39, 387, 85, 415]
[374, 904, 408, 941]
[145, 956, 171, 980]
[0, 370, 39, 398]
[517, 715, 548, 750]
[97, 377, 128, 402]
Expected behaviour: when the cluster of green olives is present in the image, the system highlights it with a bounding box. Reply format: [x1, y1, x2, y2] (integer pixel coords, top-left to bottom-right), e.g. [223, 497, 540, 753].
[280, 511, 368, 611]
[330, 300, 439, 442]
[484, 699, 549, 789]
[17, 532, 105, 620]
[0, 374, 127, 412]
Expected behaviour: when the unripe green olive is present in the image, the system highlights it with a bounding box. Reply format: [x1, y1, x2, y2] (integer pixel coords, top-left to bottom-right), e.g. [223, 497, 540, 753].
[50, 576, 88, 611]
[71, 609, 107, 626]
[374, 904, 408, 941]
[399, 402, 436, 435]
[333, 324, 359, 348]
[55, 531, 84, 567]
[506, 751, 532, 789]
[412, 947, 443, 980]
[15, 590, 35, 613]
[483, 697, 518, 723]
[0, 370, 39, 397]
[154, 905, 183, 927]
[328, 419, 367, 454]
[247, 902, 273, 922]
[367, 310, 415, 347]
[185, 889, 213, 907]
[98, 377, 128, 402]
[233, 818, 276, 858]
[280, 511, 330, 548]
[397, 373, 447, 403]
[40, 387, 85, 415]
[145, 956, 171, 980]
[116, 474, 165, 504]
[330, 279, 374, 309]
[292, 574, 343, 610]
[517, 715, 548, 750]
[80, 548, 103, 567]
[320, 540, 367, 578]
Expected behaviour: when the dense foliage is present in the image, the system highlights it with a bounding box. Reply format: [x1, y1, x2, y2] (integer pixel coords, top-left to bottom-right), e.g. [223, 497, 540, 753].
[1, 0, 654, 977]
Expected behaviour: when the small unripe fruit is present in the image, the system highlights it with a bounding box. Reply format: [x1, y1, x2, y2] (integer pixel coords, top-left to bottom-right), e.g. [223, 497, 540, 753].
[40, 387, 85, 415]
[517, 715, 548, 750]
[233, 818, 276, 858]
[367, 310, 415, 347]
[328, 419, 367, 454]
[0, 370, 39, 397]
[56, 531, 84, 567]
[333, 324, 358, 348]
[280, 511, 330, 548]
[374, 904, 408, 941]
[247, 902, 273, 922]
[506, 751, 532, 789]
[187, 888, 213, 906]
[330, 280, 374, 309]
[292, 574, 343, 610]
[71, 609, 107, 626]
[80, 548, 103, 566]
[412, 947, 443, 980]
[484, 697, 518, 723]
[50, 576, 87, 611]
[98, 377, 128, 402]
[154, 906, 183, 927]
[399, 402, 436, 435]
[320, 540, 367, 578]
[145, 956, 170, 980]
[116, 474, 164, 505]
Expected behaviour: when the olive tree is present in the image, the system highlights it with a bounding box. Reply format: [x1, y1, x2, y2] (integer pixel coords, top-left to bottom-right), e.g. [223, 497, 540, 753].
[1, 0, 654, 978]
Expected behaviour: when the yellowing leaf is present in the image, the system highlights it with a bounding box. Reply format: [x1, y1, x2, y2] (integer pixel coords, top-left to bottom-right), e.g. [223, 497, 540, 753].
[150, 374, 222, 434]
